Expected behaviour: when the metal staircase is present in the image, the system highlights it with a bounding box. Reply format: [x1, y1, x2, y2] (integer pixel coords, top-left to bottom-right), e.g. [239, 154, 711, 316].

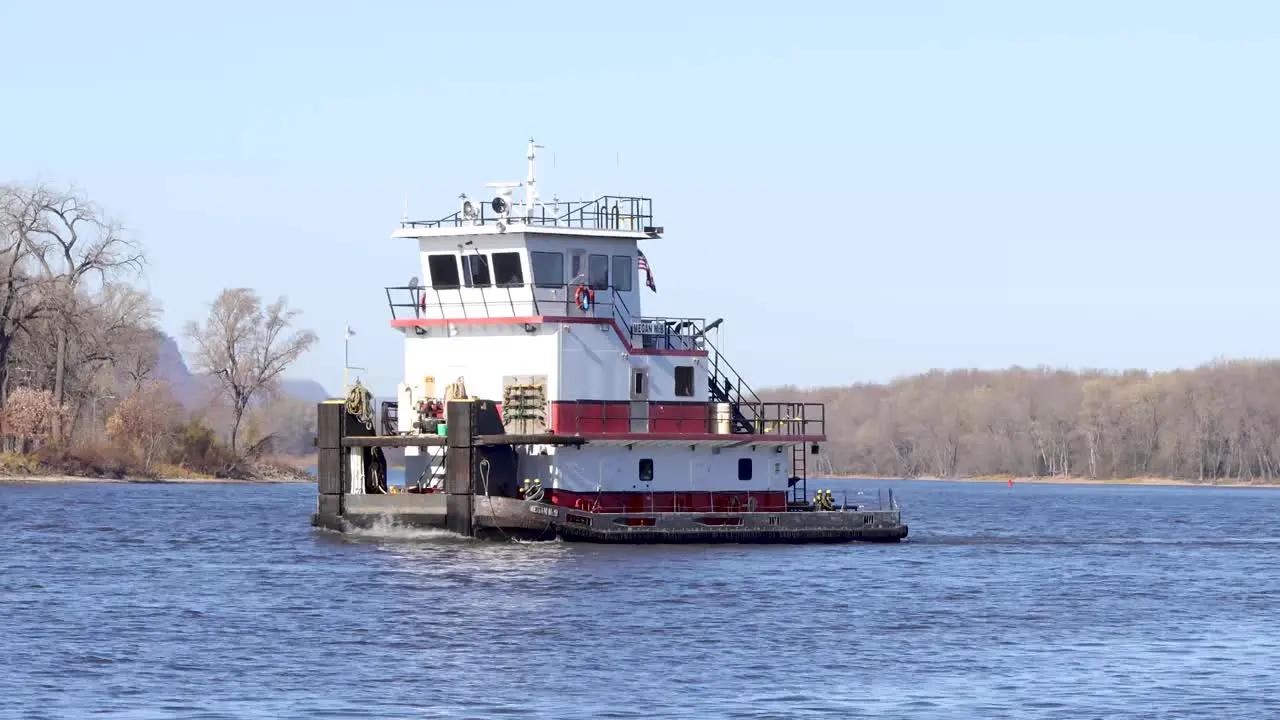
[703, 338, 812, 507]
[704, 339, 761, 434]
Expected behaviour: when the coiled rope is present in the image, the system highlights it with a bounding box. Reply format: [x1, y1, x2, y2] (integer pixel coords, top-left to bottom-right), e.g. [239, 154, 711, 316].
[345, 380, 375, 431]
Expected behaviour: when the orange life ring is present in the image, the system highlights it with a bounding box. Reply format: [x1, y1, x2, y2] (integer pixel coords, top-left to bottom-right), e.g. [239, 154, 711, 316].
[574, 285, 595, 312]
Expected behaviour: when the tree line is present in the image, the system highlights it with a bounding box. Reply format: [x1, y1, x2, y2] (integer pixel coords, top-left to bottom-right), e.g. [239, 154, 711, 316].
[1, 182, 317, 476]
[771, 360, 1280, 483]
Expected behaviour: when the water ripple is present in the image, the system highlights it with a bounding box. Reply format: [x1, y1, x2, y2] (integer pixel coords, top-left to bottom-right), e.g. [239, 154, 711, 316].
[2, 480, 1280, 718]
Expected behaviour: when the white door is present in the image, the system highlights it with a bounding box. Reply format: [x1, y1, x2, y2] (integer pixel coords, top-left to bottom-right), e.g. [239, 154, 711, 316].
[630, 368, 649, 433]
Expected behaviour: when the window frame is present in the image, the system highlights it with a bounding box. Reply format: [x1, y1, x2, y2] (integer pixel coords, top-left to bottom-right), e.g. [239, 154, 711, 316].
[639, 458, 654, 482]
[530, 251, 565, 288]
[491, 251, 525, 287]
[738, 458, 753, 481]
[674, 365, 695, 397]
[587, 253, 610, 290]
[461, 253, 492, 288]
[631, 369, 648, 399]
[427, 254, 461, 289]
[611, 255, 633, 292]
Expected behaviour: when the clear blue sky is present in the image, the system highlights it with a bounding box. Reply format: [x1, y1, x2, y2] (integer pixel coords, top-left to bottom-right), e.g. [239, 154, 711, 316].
[3, 1, 1278, 395]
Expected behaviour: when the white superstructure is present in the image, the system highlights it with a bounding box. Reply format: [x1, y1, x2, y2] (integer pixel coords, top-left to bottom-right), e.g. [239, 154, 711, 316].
[383, 140, 824, 514]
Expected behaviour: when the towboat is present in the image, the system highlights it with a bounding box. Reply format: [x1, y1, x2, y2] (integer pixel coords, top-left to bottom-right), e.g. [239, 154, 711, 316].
[311, 140, 907, 543]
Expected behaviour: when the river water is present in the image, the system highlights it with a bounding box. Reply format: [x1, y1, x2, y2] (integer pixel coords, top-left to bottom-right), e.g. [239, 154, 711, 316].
[2, 478, 1278, 719]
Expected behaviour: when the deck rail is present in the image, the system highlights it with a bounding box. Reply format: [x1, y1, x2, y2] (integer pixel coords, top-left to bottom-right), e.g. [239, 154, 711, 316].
[550, 401, 825, 437]
[386, 282, 626, 321]
[401, 195, 656, 233]
[386, 283, 709, 352]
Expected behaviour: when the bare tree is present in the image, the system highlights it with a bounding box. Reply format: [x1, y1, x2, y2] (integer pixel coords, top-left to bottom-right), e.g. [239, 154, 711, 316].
[0, 186, 54, 406]
[6, 184, 146, 441]
[768, 359, 1280, 484]
[115, 327, 163, 394]
[184, 288, 318, 456]
[14, 283, 158, 431]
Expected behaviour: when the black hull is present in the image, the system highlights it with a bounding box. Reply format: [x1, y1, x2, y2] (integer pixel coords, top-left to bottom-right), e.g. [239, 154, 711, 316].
[313, 500, 909, 545]
[553, 524, 908, 545]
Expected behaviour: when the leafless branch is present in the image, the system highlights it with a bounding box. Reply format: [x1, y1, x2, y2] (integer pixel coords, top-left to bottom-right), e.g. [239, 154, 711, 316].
[186, 288, 317, 456]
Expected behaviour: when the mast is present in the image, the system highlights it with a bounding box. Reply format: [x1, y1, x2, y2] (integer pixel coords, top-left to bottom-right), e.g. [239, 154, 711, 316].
[525, 137, 544, 222]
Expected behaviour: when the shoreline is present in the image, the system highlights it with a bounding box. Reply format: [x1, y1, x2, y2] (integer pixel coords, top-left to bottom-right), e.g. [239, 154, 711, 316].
[7, 471, 1275, 490]
[0, 474, 315, 485]
[812, 474, 1280, 489]
[0, 453, 318, 486]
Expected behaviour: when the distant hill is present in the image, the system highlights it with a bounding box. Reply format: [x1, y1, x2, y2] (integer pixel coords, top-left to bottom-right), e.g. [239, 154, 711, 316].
[154, 333, 332, 408]
[279, 379, 333, 403]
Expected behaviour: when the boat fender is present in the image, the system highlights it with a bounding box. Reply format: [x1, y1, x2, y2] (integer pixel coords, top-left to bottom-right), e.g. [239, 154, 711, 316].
[574, 285, 595, 312]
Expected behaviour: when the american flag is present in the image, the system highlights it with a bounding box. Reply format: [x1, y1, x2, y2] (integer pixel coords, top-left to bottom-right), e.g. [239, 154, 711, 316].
[637, 250, 656, 292]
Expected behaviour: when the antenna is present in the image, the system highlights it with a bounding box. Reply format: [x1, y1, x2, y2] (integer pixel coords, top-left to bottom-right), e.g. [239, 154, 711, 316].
[402, 191, 409, 222]
[525, 137, 545, 221]
[483, 140, 555, 225]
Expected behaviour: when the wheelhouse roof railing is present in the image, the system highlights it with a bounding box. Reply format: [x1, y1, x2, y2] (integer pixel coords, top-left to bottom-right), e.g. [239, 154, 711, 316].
[400, 195, 657, 233]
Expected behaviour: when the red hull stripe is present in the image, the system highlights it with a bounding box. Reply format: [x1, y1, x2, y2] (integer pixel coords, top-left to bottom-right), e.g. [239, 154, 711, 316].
[389, 315, 707, 357]
[546, 489, 789, 514]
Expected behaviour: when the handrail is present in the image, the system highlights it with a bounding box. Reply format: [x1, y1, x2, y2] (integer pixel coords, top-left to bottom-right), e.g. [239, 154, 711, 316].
[701, 333, 762, 406]
[550, 400, 825, 437]
[386, 284, 709, 351]
[385, 282, 596, 320]
[401, 195, 656, 232]
[610, 294, 633, 345]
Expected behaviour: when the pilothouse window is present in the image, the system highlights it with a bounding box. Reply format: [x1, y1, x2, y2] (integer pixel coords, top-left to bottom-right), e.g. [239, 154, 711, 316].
[588, 254, 609, 290]
[531, 251, 564, 287]
[492, 252, 524, 286]
[462, 254, 491, 287]
[612, 255, 633, 292]
[427, 255, 460, 289]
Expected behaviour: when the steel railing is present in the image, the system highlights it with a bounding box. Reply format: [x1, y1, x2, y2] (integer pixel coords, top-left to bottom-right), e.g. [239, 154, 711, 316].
[401, 195, 655, 233]
[386, 283, 707, 351]
[550, 401, 825, 437]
